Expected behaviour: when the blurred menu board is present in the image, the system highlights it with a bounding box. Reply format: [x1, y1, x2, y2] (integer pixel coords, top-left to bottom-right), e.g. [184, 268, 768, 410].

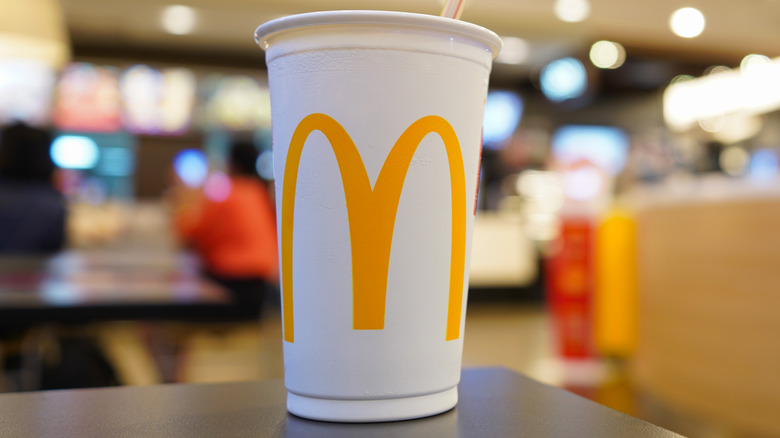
[0, 60, 56, 126]
[42, 62, 272, 134]
[120, 65, 196, 135]
[552, 125, 629, 176]
[201, 75, 271, 131]
[53, 63, 122, 132]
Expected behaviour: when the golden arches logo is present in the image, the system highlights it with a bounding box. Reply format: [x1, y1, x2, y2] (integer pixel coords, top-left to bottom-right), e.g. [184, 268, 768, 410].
[282, 113, 468, 343]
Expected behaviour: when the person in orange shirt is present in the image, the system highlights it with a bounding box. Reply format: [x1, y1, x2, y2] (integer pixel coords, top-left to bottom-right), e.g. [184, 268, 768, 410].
[174, 142, 278, 320]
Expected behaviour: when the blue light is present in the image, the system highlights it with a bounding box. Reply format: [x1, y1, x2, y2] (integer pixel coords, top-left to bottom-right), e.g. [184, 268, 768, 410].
[749, 148, 778, 182]
[483, 91, 524, 149]
[50, 135, 100, 169]
[174, 149, 208, 187]
[552, 125, 629, 175]
[540, 57, 587, 102]
[256, 150, 274, 180]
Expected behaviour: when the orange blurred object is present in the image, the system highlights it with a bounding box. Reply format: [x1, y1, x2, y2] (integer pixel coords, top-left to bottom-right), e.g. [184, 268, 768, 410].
[594, 207, 638, 357]
[175, 176, 277, 280]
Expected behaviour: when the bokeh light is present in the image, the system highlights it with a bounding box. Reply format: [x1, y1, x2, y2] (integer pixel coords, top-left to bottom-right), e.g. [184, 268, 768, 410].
[719, 146, 750, 176]
[495, 37, 530, 65]
[161, 5, 197, 35]
[670, 74, 695, 84]
[704, 65, 730, 75]
[698, 115, 725, 133]
[714, 115, 762, 144]
[540, 58, 587, 102]
[482, 91, 524, 149]
[50, 135, 100, 169]
[562, 165, 603, 201]
[256, 150, 274, 180]
[516, 171, 564, 241]
[750, 149, 779, 182]
[589, 40, 626, 69]
[204, 172, 232, 202]
[740, 54, 772, 75]
[554, 0, 591, 23]
[173, 149, 208, 187]
[669, 7, 705, 38]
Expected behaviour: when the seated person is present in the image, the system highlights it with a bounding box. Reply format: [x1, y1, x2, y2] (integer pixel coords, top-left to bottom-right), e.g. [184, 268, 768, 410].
[0, 123, 66, 253]
[173, 143, 278, 319]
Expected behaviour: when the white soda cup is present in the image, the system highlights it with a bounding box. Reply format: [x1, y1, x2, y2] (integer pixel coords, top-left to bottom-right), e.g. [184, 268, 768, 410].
[255, 11, 500, 422]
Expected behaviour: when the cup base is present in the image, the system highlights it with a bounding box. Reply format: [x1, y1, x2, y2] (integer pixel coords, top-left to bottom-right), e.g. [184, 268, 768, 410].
[287, 386, 458, 423]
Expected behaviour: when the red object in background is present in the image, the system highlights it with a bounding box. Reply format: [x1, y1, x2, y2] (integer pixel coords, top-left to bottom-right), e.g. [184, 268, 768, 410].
[547, 217, 595, 359]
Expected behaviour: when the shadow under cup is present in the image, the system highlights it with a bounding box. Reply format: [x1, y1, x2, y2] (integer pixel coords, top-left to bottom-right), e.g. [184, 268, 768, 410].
[255, 10, 501, 423]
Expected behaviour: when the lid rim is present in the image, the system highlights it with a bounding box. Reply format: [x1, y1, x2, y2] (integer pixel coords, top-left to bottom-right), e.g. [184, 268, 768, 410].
[254, 10, 502, 57]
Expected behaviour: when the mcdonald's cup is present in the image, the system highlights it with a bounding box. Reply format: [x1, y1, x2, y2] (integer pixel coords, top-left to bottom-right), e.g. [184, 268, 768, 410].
[255, 11, 501, 422]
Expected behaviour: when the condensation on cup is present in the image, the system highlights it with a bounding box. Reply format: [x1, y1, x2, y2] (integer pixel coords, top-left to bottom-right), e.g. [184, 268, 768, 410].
[254, 10, 501, 422]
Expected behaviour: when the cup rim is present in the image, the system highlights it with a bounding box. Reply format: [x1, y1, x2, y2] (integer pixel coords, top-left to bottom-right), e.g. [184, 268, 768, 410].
[254, 10, 502, 58]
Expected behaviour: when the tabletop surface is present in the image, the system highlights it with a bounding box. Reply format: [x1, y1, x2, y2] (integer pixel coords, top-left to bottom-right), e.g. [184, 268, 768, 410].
[0, 367, 683, 437]
[0, 251, 232, 325]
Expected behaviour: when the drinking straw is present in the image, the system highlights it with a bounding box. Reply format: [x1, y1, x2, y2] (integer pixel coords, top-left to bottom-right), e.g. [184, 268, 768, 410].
[440, 0, 466, 19]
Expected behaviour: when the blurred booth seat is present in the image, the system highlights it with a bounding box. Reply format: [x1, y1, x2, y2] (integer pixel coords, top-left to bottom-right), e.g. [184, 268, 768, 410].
[631, 179, 780, 437]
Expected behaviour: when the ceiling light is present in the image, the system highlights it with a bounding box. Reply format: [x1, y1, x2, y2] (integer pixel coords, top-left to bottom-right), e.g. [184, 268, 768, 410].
[704, 65, 730, 75]
[495, 37, 529, 65]
[698, 115, 725, 133]
[554, 0, 591, 23]
[713, 115, 762, 144]
[664, 57, 780, 131]
[670, 74, 694, 84]
[740, 54, 771, 75]
[161, 5, 197, 35]
[669, 7, 705, 38]
[589, 41, 626, 69]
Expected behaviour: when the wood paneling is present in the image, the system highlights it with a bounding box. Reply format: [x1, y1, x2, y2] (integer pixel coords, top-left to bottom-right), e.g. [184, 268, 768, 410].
[633, 199, 780, 437]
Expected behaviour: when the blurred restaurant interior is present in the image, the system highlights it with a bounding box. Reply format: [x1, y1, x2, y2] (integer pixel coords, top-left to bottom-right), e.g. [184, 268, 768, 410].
[1, 0, 780, 436]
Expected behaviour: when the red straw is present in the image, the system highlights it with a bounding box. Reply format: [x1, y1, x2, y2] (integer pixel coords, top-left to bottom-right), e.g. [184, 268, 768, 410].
[440, 0, 466, 19]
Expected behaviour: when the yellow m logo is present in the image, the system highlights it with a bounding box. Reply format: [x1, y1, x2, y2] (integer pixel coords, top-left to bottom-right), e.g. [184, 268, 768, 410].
[281, 113, 468, 343]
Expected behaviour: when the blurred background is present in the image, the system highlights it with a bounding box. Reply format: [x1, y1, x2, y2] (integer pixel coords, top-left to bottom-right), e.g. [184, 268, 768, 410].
[1, 0, 780, 436]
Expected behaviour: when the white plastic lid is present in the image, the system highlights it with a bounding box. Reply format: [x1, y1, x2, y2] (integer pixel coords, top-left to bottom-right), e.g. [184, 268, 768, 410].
[255, 10, 502, 59]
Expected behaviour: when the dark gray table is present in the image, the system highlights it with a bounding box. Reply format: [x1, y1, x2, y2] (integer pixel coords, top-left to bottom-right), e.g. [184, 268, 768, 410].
[0, 251, 233, 326]
[0, 367, 682, 437]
